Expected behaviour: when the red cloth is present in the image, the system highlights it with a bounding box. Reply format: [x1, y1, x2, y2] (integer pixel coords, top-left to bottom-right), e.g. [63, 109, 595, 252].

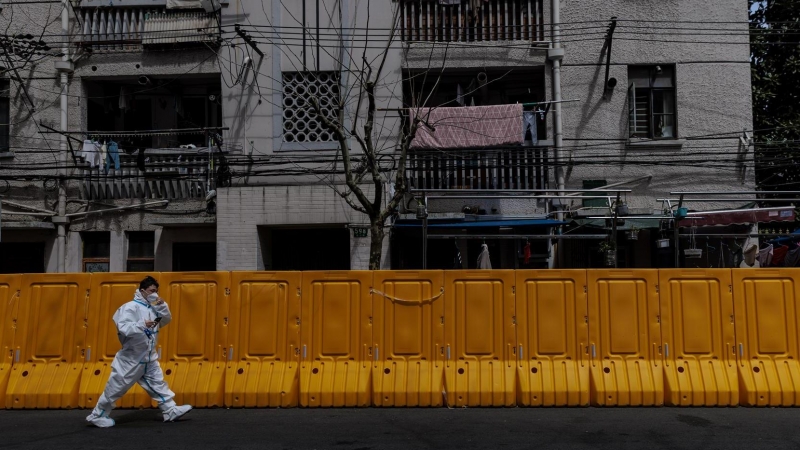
[410, 104, 524, 149]
[772, 246, 789, 267]
[523, 243, 531, 264]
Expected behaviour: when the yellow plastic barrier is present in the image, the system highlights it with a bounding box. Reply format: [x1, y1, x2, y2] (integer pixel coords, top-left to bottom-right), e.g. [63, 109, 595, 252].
[158, 272, 229, 408]
[372, 271, 445, 407]
[515, 270, 589, 406]
[444, 271, 516, 407]
[0, 275, 21, 409]
[733, 269, 800, 406]
[660, 269, 738, 406]
[300, 271, 373, 407]
[5, 274, 90, 409]
[79, 273, 156, 409]
[588, 270, 663, 406]
[226, 272, 301, 408]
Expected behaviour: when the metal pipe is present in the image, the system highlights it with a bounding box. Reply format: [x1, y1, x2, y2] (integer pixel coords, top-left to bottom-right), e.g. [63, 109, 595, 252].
[1, 211, 55, 216]
[413, 188, 632, 194]
[670, 191, 800, 195]
[658, 198, 800, 202]
[551, 0, 565, 210]
[565, 175, 652, 196]
[427, 195, 623, 200]
[65, 200, 169, 218]
[0, 200, 56, 215]
[426, 234, 608, 240]
[57, 0, 69, 273]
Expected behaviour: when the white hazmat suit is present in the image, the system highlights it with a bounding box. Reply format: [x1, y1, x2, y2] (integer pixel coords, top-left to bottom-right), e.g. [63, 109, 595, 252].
[86, 289, 191, 427]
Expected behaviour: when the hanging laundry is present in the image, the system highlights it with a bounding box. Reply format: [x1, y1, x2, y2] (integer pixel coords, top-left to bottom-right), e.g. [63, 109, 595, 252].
[453, 242, 462, 269]
[477, 243, 492, 269]
[105, 140, 121, 173]
[81, 139, 102, 168]
[784, 246, 800, 267]
[740, 243, 760, 268]
[758, 244, 773, 267]
[456, 83, 465, 106]
[523, 242, 531, 265]
[410, 104, 524, 149]
[522, 111, 538, 145]
[136, 148, 146, 172]
[99, 142, 108, 165]
[772, 245, 788, 267]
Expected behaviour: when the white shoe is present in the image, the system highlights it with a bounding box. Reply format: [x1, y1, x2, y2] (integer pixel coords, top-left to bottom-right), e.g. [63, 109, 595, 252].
[86, 413, 115, 428]
[163, 404, 192, 422]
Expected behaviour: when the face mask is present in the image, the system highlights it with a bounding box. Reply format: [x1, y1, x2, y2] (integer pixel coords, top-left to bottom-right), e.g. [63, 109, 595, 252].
[146, 293, 159, 304]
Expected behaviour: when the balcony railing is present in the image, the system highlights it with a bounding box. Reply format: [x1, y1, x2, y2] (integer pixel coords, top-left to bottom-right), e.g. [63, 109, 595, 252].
[77, 7, 219, 51]
[407, 148, 548, 191]
[400, 0, 545, 42]
[76, 148, 224, 201]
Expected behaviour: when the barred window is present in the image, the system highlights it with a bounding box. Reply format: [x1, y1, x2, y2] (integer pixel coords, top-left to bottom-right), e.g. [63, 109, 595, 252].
[282, 71, 340, 143]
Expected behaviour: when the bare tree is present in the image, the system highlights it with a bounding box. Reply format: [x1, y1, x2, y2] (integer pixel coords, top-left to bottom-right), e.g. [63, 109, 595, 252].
[305, 2, 424, 270]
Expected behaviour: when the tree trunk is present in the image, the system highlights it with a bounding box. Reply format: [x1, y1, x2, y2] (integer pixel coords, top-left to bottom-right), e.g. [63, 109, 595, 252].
[369, 218, 385, 270]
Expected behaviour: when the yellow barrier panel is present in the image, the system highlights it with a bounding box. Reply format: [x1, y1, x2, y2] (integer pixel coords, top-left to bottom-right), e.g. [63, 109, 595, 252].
[372, 271, 445, 407]
[733, 269, 800, 406]
[5, 274, 90, 409]
[0, 275, 20, 409]
[226, 272, 301, 408]
[80, 273, 156, 409]
[516, 270, 589, 406]
[300, 271, 372, 407]
[660, 269, 738, 406]
[588, 270, 663, 406]
[158, 272, 229, 408]
[444, 271, 516, 407]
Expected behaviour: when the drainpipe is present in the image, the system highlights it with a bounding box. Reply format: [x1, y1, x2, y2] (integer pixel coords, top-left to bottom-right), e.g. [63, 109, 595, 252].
[54, 0, 74, 272]
[548, 0, 565, 266]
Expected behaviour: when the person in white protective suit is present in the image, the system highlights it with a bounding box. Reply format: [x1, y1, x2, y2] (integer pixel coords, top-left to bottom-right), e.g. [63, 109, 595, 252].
[86, 276, 192, 427]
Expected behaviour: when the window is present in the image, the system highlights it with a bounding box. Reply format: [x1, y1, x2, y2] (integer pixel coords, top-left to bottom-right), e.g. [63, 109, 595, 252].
[582, 180, 608, 207]
[0, 79, 9, 152]
[172, 242, 216, 271]
[628, 66, 676, 139]
[127, 231, 155, 272]
[282, 71, 340, 143]
[82, 232, 110, 273]
[0, 243, 44, 273]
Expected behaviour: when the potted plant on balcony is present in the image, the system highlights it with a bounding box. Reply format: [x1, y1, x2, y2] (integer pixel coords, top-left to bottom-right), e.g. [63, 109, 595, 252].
[598, 241, 616, 267]
[626, 226, 640, 241]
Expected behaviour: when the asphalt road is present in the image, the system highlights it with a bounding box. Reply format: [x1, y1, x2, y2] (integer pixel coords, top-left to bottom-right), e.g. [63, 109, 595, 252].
[1, 407, 799, 450]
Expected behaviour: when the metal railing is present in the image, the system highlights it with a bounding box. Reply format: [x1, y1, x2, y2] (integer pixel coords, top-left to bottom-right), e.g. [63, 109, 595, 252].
[407, 148, 549, 191]
[76, 149, 222, 201]
[400, 0, 545, 42]
[77, 7, 219, 50]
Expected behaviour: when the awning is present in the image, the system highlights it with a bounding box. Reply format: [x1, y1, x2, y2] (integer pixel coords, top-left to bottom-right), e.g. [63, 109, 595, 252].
[393, 218, 564, 228]
[678, 206, 795, 227]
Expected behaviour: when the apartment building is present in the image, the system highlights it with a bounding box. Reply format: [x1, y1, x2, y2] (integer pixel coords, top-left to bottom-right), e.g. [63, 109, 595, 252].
[0, 0, 773, 273]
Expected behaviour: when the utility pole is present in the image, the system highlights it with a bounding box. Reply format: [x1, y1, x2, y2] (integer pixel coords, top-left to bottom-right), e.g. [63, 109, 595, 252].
[549, 0, 565, 266]
[53, 0, 74, 272]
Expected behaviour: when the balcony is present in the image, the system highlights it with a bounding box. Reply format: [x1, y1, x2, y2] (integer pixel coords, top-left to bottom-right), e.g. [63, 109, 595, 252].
[77, 7, 219, 51]
[400, 0, 545, 42]
[407, 148, 548, 191]
[76, 147, 227, 201]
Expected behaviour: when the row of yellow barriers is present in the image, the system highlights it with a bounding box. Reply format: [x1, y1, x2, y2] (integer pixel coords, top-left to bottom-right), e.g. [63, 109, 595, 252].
[1, 269, 798, 408]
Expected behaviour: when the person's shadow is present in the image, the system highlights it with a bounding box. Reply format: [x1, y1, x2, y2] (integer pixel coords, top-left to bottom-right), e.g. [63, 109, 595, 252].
[100, 409, 192, 427]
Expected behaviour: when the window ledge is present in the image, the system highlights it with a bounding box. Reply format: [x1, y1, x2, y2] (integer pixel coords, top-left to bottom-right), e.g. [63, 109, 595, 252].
[0, 152, 14, 159]
[626, 139, 685, 150]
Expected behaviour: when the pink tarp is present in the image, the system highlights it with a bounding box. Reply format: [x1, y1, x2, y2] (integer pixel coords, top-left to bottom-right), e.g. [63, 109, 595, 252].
[410, 104, 523, 149]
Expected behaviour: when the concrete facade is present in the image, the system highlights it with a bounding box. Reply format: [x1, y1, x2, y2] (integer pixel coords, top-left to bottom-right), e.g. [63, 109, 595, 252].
[0, 0, 754, 272]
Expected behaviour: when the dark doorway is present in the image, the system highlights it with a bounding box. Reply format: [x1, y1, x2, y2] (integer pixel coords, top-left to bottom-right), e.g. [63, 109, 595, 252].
[270, 227, 350, 271]
[173, 242, 216, 271]
[0, 242, 45, 273]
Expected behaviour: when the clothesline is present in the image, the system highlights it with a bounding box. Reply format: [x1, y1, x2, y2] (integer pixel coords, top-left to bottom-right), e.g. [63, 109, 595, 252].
[39, 126, 229, 138]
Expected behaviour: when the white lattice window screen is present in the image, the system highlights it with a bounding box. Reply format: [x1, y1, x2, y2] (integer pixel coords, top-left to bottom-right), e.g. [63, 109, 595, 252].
[282, 71, 340, 143]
